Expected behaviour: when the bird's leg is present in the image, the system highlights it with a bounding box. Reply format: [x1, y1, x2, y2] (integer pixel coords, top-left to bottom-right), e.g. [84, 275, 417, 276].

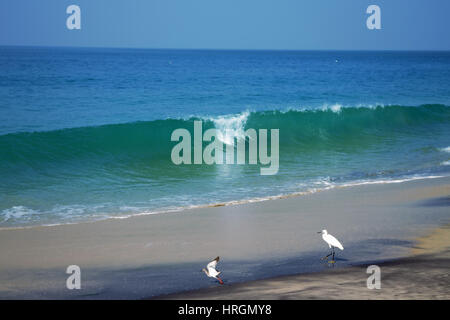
[329, 247, 336, 263]
[216, 277, 224, 285]
[321, 251, 333, 260]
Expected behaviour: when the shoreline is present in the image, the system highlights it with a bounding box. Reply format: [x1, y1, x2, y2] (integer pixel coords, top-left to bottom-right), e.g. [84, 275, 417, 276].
[0, 176, 448, 299]
[153, 224, 450, 300]
[1, 174, 447, 231]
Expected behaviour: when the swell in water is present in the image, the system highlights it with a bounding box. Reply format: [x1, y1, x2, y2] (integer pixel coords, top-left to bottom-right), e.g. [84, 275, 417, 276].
[1, 104, 450, 227]
[1, 104, 449, 163]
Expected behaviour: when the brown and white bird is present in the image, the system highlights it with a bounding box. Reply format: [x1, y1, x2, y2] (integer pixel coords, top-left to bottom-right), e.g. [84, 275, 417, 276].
[201, 256, 224, 284]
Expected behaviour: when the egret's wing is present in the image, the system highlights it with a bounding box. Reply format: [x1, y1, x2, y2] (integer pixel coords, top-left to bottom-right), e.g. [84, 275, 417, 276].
[206, 256, 220, 269]
[327, 234, 344, 250]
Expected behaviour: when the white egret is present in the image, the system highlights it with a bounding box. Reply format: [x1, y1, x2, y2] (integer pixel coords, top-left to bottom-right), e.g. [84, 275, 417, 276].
[201, 256, 224, 284]
[318, 230, 344, 263]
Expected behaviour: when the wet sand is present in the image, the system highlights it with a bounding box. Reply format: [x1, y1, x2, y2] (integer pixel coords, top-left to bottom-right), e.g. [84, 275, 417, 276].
[0, 176, 448, 299]
[155, 225, 450, 300]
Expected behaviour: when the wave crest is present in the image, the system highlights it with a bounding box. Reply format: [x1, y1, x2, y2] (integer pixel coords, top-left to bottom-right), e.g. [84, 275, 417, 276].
[0, 104, 449, 169]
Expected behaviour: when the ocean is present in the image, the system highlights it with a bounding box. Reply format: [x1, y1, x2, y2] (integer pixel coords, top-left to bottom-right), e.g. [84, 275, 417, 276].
[1, 47, 449, 227]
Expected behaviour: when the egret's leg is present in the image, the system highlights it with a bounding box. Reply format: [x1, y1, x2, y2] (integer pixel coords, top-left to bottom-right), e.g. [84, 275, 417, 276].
[328, 247, 336, 263]
[321, 251, 333, 260]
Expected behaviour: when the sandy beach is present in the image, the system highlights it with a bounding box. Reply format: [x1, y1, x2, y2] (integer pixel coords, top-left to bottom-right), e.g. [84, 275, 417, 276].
[0, 176, 449, 299]
[155, 224, 450, 299]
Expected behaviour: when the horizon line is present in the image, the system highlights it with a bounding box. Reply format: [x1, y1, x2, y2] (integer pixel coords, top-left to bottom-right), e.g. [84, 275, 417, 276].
[1, 44, 450, 52]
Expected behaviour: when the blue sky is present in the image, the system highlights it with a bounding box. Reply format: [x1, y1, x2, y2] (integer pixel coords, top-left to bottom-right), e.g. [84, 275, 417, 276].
[0, 0, 449, 50]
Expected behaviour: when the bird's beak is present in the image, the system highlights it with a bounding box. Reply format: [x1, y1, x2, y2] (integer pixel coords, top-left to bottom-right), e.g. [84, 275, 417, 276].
[317, 231, 321, 233]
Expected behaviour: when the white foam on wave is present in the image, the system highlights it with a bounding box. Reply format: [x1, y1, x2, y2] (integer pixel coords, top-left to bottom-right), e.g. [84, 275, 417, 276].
[189, 102, 387, 142]
[1, 206, 38, 222]
[442, 160, 450, 166]
[337, 175, 445, 187]
[318, 103, 386, 113]
[320, 103, 343, 113]
[261, 102, 387, 116]
[178, 102, 390, 124]
[209, 111, 250, 145]
[0, 203, 110, 229]
[440, 146, 450, 153]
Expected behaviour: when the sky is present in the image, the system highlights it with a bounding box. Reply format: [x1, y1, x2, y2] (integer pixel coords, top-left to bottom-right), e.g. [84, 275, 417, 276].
[0, 0, 449, 50]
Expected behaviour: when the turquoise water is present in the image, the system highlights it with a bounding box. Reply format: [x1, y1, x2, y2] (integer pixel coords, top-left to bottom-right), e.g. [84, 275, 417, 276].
[1, 47, 449, 227]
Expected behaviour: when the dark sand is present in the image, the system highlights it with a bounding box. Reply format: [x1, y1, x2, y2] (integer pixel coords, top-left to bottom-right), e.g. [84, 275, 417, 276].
[154, 225, 450, 299]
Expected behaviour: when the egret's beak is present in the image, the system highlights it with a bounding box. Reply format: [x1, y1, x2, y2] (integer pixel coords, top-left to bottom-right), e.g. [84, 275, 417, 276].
[317, 231, 321, 233]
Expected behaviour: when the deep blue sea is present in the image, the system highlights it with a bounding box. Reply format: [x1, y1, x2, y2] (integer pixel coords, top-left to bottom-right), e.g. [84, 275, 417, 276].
[1, 47, 449, 227]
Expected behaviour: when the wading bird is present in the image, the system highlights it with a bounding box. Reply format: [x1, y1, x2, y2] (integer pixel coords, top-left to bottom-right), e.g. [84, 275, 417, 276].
[202, 256, 224, 284]
[318, 230, 344, 263]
